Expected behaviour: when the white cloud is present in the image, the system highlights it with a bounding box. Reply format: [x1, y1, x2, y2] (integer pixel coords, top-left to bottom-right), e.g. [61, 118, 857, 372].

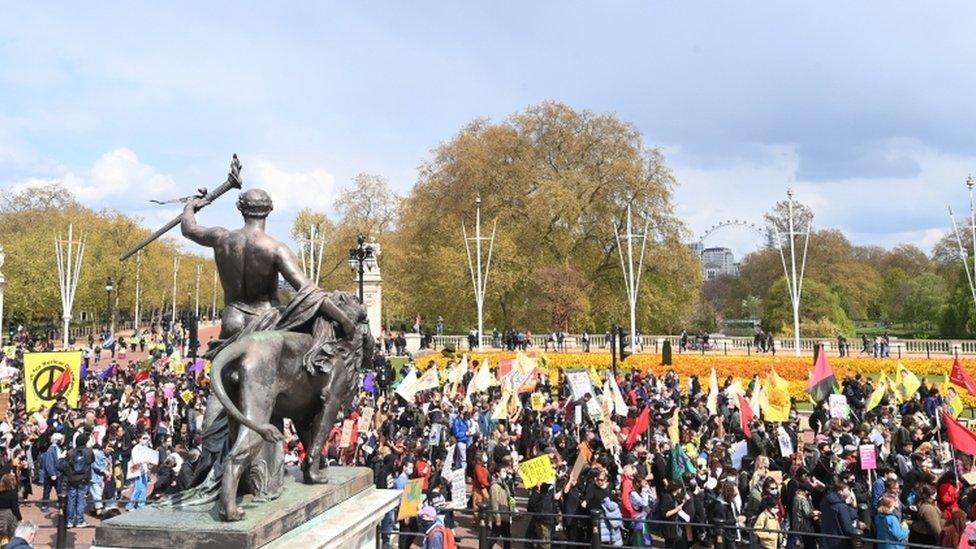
[88, 148, 175, 199]
[250, 158, 335, 213]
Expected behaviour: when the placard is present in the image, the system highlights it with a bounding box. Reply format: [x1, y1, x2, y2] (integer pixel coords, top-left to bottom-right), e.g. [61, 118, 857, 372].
[180, 390, 195, 405]
[428, 424, 442, 447]
[531, 393, 545, 411]
[828, 394, 848, 419]
[518, 454, 556, 488]
[131, 444, 159, 465]
[859, 444, 877, 470]
[600, 420, 619, 449]
[450, 468, 467, 509]
[358, 407, 374, 432]
[396, 478, 424, 520]
[568, 442, 592, 484]
[776, 426, 793, 457]
[730, 440, 748, 469]
[339, 419, 355, 448]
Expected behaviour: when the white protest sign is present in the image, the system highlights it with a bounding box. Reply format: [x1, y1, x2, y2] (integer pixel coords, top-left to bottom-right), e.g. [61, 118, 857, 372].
[450, 468, 468, 509]
[131, 444, 159, 465]
[828, 394, 848, 419]
[776, 426, 793, 457]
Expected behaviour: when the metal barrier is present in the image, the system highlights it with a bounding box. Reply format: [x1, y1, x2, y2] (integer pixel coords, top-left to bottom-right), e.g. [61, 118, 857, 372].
[380, 506, 948, 549]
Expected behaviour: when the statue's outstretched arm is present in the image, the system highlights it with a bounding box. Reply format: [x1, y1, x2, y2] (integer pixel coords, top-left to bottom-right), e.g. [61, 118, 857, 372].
[181, 198, 227, 247]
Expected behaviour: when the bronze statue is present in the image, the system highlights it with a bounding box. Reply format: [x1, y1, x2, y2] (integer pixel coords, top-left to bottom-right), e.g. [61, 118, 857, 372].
[142, 156, 373, 521]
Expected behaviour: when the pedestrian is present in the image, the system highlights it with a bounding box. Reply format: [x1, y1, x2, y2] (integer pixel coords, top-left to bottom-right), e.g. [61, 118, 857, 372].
[60, 434, 94, 528]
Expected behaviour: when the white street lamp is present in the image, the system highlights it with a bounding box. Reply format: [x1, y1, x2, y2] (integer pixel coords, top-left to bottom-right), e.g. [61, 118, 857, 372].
[773, 188, 812, 357]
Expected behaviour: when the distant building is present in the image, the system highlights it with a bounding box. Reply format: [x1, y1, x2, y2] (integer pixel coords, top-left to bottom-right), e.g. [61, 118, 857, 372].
[700, 246, 740, 280]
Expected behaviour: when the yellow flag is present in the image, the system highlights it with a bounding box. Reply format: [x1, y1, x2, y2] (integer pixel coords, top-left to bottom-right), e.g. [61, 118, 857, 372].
[707, 368, 719, 416]
[866, 374, 888, 411]
[894, 363, 921, 403]
[727, 378, 745, 407]
[668, 408, 680, 444]
[449, 355, 467, 384]
[492, 388, 512, 420]
[24, 351, 82, 412]
[943, 375, 964, 418]
[588, 365, 603, 388]
[761, 369, 791, 422]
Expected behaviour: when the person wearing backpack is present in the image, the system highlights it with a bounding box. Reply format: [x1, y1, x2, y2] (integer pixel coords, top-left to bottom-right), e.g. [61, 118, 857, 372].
[419, 505, 456, 549]
[59, 434, 94, 528]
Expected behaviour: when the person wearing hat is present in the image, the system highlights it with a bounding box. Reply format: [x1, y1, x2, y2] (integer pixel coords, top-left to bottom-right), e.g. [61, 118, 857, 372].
[418, 505, 454, 549]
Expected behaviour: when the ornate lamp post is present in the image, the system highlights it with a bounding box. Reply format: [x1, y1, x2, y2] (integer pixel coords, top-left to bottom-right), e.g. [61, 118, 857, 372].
[347, 233, 376, 303]
[105, 276, 114, 335]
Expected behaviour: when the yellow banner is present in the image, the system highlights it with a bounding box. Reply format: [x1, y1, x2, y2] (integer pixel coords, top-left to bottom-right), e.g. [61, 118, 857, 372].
[24, 351, 82, 412]
[396, 478, 424, 520]
[518, 454, 556, 488]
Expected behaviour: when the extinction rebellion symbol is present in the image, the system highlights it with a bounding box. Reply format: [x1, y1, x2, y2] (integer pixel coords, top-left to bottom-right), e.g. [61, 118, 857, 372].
[32, 361, 72, 400]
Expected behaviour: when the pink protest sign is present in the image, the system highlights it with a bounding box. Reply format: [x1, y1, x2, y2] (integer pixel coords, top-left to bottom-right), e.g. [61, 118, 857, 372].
[859, 444, 877, 470]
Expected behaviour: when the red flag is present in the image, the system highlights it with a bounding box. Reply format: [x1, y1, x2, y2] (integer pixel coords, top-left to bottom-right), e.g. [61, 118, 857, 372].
[807, 352, 837, 403]
[50, 368, 72, 395]
[944, 410, 976, 455]
[950, 359, 976, 395]
[738, 395, 753, 438]
[134, 370, 150, 383]
[625, 407, 650, 450]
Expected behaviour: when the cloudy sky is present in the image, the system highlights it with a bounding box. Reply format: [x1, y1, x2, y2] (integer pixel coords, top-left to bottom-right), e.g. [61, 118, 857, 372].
[3, 2, 976, 258]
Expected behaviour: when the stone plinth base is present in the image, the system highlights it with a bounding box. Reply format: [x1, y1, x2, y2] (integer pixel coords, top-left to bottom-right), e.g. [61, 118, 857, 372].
[94, 467, 374, 549]
[265, 486, 400, 548]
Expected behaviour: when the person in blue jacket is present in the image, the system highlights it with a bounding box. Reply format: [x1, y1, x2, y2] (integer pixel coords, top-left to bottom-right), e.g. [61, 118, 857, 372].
[819, 481, 861, 549]
[451, 412, 471, 473]
[873, 495, 909, 549]
[39, 433, 63, 513]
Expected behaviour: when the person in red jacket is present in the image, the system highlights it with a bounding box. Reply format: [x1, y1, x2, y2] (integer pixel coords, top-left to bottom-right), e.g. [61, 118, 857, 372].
[621, 464, 637, 520]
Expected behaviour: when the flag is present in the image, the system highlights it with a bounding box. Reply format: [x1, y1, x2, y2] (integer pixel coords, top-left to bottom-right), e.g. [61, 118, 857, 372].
[469, 359, 492, 394]
[706, 368, 719, 416]
[492, 388, 512, 420]
[625, 407, 650, 450]
[807, 351, 837, 403]
[188, 359, 205, 373]
[727, 378, 745, 405]
[667, 408, 680, 444]
[80, 359, 88, 381]
[363, 371, 376, 394]
[169, 348, 181, 368]
[415, 365, 440, 393]
[944, 410, 976, 455]
[738, 395, 753, 438]
[943, 375, 964, 418]
[760, 369, 791, 422]
[98, 364, 117, 380]
[102, 335, 115, 349]
[395, 367, 420, 401]
[894, 364, 921, 403]
[134, 369, 150, 384]
[866, 374, 888, 412]
[607, 374, 629, 417]
[448, 355, 467, 385]
[749, 378, 763, 419]
[951, 358, 976, 395]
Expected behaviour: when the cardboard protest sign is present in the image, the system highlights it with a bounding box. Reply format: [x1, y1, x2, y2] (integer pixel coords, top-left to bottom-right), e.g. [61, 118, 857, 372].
[531, 392, 545, 411]
[568, 442, 592, 485]
[358, 407, 374, 432]
[339, 419, 355, 448]
[518, 454, 556, 489]
[600, 420, 619, 449]
[396, 478, 424, 520]
[0, 392, 10, 418]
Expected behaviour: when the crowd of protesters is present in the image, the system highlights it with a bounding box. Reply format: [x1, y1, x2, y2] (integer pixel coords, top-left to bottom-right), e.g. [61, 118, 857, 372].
[0, 320, 975, 549]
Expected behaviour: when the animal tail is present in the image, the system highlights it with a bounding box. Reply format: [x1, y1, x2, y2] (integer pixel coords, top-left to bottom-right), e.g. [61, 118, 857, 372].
[210, 340, 282, 443]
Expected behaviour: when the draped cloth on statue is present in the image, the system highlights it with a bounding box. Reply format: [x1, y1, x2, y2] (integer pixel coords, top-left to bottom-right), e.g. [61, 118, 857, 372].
[163, 285, 341, 508]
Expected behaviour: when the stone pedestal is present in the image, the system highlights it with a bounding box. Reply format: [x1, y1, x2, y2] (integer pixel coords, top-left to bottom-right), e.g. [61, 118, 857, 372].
[94, 467, 392, 549]
[360, 241, 383, 339]
[404, 333, 422, 353]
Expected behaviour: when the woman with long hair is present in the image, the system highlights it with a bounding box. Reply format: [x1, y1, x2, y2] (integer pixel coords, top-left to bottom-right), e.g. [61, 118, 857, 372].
[0, 472, 22, 545]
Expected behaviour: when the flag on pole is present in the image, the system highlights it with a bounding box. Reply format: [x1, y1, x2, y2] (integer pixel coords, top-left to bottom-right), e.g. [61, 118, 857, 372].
[943, 375, 964, 418]
[414, 365, 440, 393]
[807, 351, 837, 403]
[706, 368, 719, 416]
[943, 410, 976, 455]
[98, 363, 117, 380]
[760, 369, 791, 422]
[749, 378, 763, 419]
[866, 374, 888, 411]
[625, 407, 650, 450]
[894, 364, 921, 403]
[738, 395, 754, 438]
[395, 367, 420, 401]
[667, 408, 680, 444]
[607, 374, 629, 417]
[470, 359, 492, 393]
[950, 358, 976, 395]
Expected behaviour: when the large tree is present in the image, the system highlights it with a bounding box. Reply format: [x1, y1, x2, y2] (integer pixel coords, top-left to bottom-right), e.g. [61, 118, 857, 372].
[386, 102, 700, 333]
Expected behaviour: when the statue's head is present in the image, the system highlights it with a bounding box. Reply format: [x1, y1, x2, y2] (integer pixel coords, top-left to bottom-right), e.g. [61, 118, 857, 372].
[237, 189, 273, 219]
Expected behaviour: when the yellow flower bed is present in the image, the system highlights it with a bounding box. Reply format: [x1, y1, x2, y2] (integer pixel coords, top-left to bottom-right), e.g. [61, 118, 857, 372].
[425, 352, 976, 406]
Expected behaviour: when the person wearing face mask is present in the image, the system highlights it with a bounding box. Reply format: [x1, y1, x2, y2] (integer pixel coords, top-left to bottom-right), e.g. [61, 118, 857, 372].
[418, 505, 455, 549]
[471, 452, 490, 522]
[395, 459, 416, 549]
[657, 482, 690, 549]
[754, 496, 782, 549]
[488, 468, 514, 549]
